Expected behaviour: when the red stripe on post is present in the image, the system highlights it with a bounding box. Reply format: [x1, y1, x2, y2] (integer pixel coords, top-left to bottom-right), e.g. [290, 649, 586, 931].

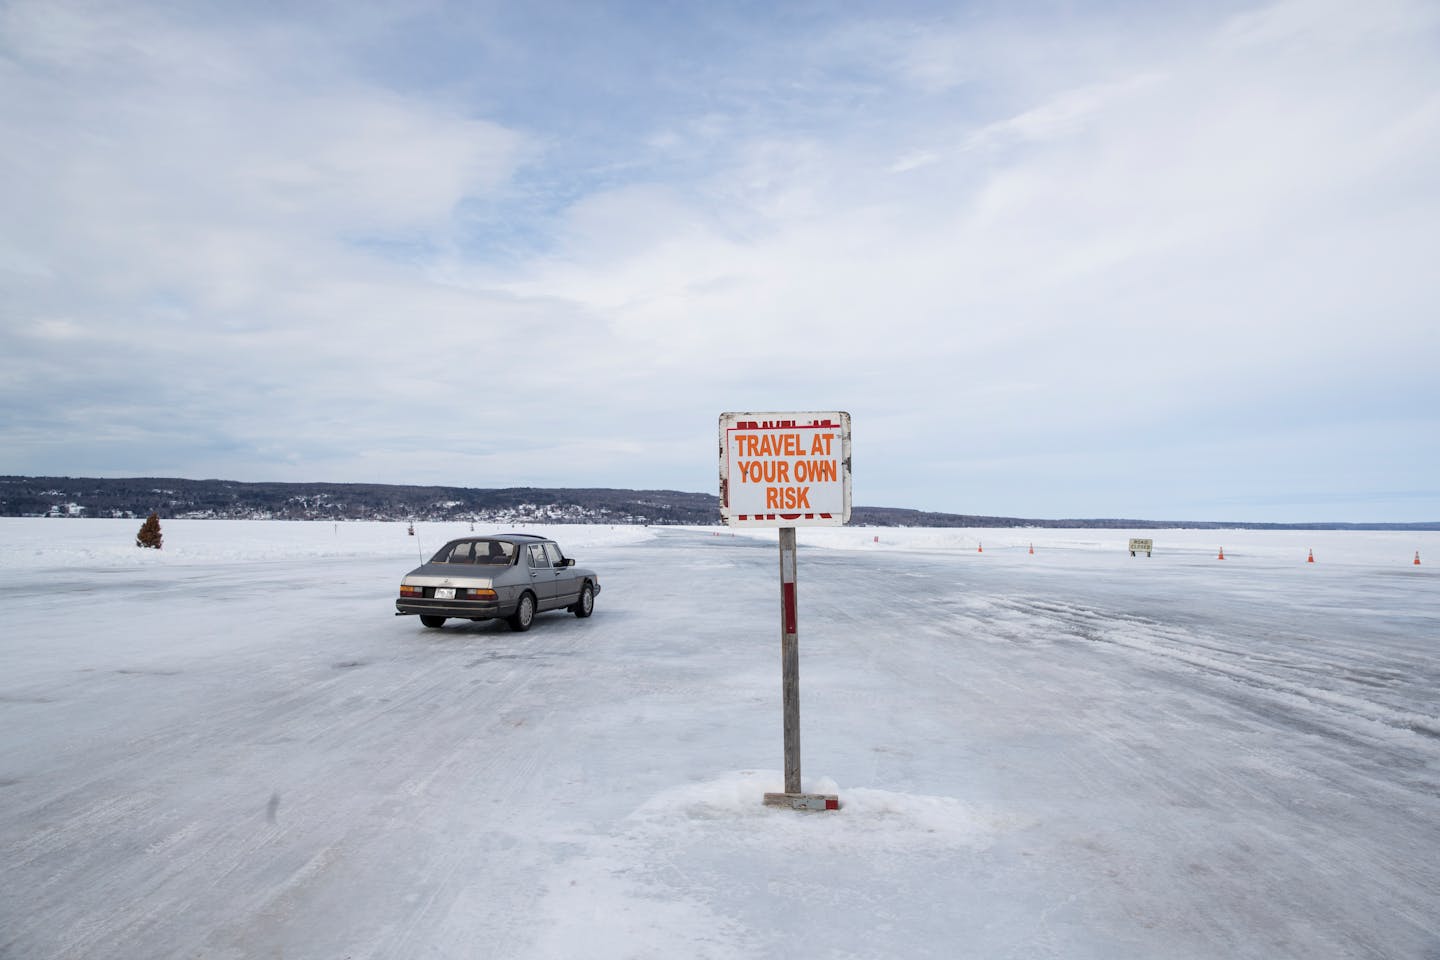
[781, 581, 797, 635]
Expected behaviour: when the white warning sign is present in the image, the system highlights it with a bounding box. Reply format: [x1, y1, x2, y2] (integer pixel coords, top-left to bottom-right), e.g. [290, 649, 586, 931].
[719, 411, 851, 528]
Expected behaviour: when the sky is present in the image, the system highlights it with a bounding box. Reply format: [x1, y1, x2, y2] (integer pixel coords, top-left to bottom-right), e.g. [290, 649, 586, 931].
[1, 0, 1437, 523]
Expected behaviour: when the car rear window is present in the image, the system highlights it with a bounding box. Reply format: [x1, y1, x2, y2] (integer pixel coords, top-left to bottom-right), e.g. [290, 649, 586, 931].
[432, 540, 516, 564]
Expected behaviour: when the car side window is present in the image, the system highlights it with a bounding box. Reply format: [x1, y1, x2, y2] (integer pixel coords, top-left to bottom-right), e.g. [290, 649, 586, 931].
[527, 543, 548, 567]
[479, 540, 513, 564]
[543, 543, 564, 566]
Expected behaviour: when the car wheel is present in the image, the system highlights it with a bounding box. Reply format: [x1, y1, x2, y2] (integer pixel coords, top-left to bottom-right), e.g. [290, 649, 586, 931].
[508, 592, 536, 632]
[420, 615, 446, 629]
[572, 582, 594, 618]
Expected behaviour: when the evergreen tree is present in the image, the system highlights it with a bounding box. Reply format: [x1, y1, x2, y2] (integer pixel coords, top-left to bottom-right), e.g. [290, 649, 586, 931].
[136, 512, 163, 549]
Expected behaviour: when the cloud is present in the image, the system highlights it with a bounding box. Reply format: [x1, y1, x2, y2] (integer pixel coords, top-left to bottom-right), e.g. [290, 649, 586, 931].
[456, 0, 1438, 514]
[1, 1, 524, 273]
[1, 0, 540, 475]
[1, 0, 1436, 520]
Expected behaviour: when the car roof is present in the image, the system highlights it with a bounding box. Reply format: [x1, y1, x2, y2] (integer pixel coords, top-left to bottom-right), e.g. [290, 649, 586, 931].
[443, 533, 548, 544]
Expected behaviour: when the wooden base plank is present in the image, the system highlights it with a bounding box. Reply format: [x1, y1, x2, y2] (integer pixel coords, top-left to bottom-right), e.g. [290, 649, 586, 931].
[763, 792, 840, 811]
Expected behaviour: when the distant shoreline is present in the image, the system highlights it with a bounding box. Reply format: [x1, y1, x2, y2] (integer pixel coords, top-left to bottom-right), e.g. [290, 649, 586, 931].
[3, 476, 1437, 531]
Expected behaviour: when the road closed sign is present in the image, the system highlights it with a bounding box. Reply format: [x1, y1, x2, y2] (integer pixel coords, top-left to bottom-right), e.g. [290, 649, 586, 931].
[719, 411, 851, 527]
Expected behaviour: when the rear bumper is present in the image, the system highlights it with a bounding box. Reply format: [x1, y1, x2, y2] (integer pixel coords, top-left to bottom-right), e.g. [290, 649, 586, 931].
[396, 598, 505, 620]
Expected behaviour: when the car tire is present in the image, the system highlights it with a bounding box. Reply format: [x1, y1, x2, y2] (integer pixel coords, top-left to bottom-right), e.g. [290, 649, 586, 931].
[420, 615, 446, 629]
[572, 582, 594, 618]
[508, 592, 536, 632]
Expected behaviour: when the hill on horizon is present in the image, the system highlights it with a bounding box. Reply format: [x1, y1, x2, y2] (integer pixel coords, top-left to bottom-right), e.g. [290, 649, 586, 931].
[2, 476, 1436, 531]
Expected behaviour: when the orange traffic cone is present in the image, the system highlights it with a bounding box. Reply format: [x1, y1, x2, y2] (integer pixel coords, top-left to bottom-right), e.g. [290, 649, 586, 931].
[1307, 549, 1315, 563]
[1029, 543, 1034, 555]
[1217, 546, 1224, 560]
[977, 542, 983, 553]
[1416, 551, 1422, 566]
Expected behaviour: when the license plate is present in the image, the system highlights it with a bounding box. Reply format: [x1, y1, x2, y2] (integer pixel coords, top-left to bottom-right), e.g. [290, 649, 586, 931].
[434, 587, 456, 600]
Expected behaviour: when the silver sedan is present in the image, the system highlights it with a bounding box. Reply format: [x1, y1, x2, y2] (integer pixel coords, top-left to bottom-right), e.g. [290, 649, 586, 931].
[395, 533, 600, 631]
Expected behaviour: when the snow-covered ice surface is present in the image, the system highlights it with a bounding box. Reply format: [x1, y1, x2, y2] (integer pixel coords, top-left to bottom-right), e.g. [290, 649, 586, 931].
[1, 520, 1437, 958]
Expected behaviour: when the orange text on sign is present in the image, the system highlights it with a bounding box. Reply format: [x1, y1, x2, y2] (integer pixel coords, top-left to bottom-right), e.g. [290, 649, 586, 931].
[734, 433, 835, 457]
[766, 487, 811, 509]
[736, 459, 838, 483]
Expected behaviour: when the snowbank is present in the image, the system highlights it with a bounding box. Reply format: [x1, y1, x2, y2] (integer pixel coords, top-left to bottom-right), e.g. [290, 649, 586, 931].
[0, 518, 657, 570]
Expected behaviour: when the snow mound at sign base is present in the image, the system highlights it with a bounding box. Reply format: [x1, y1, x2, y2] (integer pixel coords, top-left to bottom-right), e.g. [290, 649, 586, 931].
[627, 770, 1006, 846]
[523, 771, 1015, 960]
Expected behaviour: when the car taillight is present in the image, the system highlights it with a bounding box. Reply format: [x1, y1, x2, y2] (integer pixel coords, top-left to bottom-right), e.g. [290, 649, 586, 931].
[400, 585, 423, 597]
[463, 588, 497, 600]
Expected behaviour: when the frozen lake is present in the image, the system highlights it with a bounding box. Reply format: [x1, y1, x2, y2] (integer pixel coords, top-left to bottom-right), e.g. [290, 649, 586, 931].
[1, 519, 1437, 958]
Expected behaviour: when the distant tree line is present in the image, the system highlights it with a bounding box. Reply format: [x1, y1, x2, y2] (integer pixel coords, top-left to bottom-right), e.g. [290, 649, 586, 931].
[0, 477, 721, 524]
[1, 476, 1434, 530]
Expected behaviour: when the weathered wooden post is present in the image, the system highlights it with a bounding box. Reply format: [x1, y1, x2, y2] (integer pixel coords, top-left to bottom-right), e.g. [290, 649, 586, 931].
[719, 411, 851, 812]
[778, 525, 801, 794]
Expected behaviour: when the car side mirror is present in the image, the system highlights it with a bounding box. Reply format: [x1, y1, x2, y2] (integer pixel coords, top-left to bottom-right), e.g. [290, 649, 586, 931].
[561, 558, 576, 567]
